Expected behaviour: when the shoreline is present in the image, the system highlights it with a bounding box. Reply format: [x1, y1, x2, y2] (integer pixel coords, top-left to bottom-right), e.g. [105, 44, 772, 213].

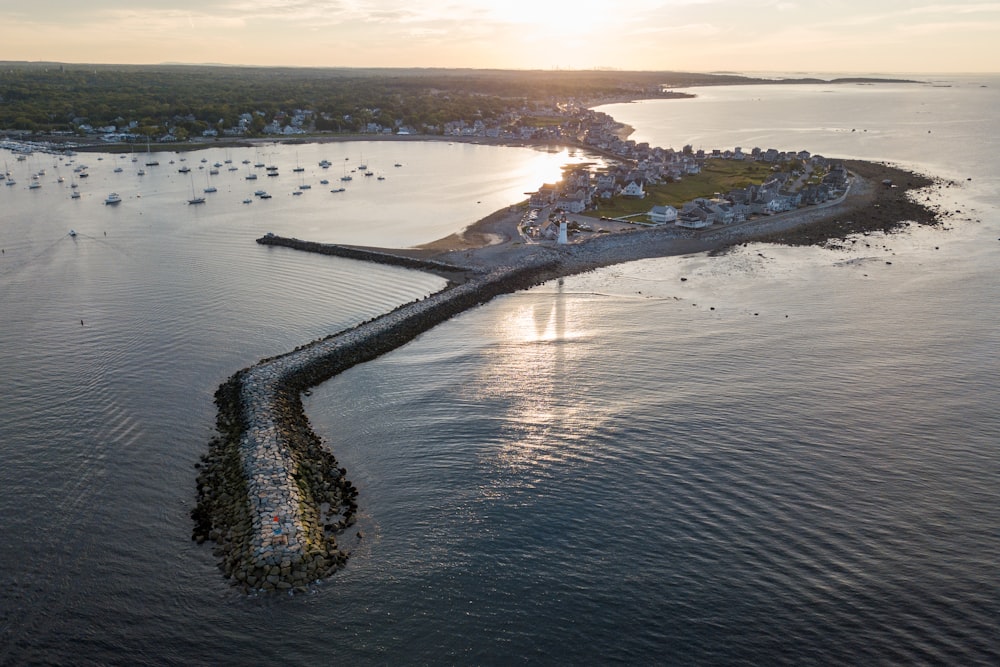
[193, 157, 947, 594]
[393, 159, 946, 271]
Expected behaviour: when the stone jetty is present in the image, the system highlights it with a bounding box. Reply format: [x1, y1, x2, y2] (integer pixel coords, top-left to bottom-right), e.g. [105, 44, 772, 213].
[193, 238, 564, 593]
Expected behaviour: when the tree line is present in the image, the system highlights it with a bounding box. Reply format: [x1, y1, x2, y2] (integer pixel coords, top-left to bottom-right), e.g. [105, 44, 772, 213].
[0, 63, 766, 136]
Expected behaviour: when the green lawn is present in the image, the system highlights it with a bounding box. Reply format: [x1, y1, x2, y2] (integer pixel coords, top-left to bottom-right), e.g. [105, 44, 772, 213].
[584, 159, 776, 218]
[520, 116, 566, 128]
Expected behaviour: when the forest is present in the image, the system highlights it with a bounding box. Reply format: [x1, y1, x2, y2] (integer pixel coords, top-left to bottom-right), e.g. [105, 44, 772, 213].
[0, 64, 773, 136]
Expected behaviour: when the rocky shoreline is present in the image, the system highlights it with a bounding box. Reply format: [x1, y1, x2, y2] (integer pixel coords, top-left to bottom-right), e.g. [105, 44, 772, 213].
[193, 161, 947, 594]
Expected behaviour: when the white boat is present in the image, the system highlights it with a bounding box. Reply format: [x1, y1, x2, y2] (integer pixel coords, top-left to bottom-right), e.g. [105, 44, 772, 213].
[204, 186, 217, 193]
[242, 198, 252, 204]
[187, 176, 205, 204]
[330, 187, 346, 193]
[114, 166, 123, 173]
[137, 169, 146, 176]
[145, 139, 159, 166]
[246, 173, 258, 180]
[105, 192, 122, 205]
[298, 184, 311, 190]
[319, 160, 331, 168]
[71, 191, 81, 199]
[178, 165, 191, 174]
[69, 229, 77, 237]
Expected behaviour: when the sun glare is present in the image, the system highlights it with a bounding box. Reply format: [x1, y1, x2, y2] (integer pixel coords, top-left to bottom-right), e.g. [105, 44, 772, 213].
[479, 0, 613, 34]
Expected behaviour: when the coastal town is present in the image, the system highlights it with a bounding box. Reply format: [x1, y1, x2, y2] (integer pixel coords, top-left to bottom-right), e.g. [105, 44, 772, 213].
[3, 96, 852, 244]
[520, 112, 850, 241]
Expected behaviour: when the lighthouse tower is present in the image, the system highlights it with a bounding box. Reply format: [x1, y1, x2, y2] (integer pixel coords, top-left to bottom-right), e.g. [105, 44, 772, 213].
[557, 220, 568, 244]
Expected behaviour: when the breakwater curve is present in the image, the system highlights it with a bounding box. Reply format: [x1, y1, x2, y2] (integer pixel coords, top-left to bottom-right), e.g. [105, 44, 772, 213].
[192, 236, 563, 593]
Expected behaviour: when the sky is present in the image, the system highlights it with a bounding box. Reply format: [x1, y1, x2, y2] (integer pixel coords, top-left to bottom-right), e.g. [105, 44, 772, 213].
[2, 0, 999, 73]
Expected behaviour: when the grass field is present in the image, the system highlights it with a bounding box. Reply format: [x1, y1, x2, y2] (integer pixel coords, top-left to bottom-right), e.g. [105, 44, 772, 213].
[584, 159, 778, 219]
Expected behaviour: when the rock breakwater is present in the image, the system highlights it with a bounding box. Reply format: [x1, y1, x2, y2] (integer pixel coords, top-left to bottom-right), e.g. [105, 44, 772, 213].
[257, 233, 481, 283]
[193, 242, 563, 593]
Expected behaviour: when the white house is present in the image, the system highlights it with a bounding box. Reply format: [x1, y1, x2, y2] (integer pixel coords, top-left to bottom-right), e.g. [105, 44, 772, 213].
[648, 205, 678, 225]
[621, 180, 646, 199]
[556, 190, 588, 214]
[675, 214, 712, 229]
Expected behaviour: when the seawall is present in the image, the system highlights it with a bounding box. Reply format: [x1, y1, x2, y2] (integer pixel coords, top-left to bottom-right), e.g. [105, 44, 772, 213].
[193, 246, 562, 593]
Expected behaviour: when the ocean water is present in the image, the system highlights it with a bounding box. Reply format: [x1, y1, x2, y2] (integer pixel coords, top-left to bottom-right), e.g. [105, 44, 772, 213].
[1, 77, 998, 664]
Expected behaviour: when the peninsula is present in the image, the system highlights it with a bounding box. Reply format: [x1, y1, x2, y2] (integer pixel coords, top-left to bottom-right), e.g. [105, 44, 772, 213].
[192, 152, 946, 594]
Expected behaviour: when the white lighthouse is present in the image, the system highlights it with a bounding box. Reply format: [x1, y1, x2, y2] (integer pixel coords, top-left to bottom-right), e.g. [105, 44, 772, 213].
[557, 220, 568, 244]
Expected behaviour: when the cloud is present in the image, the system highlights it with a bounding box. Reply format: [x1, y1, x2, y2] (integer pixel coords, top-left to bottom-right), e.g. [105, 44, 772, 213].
[903, 2, 1000, 15]
[897, 19, 1000, 35]
[1, 0, 996, 71]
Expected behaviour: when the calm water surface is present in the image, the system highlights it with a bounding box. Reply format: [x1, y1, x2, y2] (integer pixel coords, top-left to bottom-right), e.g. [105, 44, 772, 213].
[1, 79, 998, 664]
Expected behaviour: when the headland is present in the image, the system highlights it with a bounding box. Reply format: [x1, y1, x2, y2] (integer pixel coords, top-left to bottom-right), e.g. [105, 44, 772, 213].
[192, 154, 947, 594]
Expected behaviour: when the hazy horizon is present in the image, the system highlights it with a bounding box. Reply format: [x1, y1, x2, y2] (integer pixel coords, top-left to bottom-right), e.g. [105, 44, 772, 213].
[5, 61, 996, 79]
[3, 1, 999, 74]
